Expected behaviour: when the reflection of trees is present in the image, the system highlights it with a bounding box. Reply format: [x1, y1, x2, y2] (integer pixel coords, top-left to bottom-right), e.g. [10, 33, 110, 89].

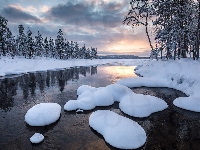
[19, 74, 29, 99]
[46, 71, 50, 87]
[58, 70, 65, 92]
[0, 78, 18, 111]
[91, 66, 97, 76]
[0, 66, 98, 110]
[36, 72, 46, 93]
[29, 73, 36, 96]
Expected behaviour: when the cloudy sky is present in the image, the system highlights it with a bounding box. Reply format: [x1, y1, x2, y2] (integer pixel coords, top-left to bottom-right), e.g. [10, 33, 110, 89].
[0, 0, 154, 56]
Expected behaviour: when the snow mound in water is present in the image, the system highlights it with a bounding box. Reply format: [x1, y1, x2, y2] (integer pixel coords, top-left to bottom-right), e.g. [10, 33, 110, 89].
[119, 93, 168, 117]
[173, 96, 200, 112]
[25, 103, 61, 126]
[64, 84, 168, 117]
[30, 133, 44, 143]
[89, 110, 146, 149]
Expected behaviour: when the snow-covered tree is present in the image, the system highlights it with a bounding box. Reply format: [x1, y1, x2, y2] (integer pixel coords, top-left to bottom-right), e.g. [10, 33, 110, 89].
[44, 37, 49, 58]
[152, 0, 198, 59]
[35, 31, 44, 57]
[69, 41, 74, 59]
[26, 29, 35, 59]
[49, 37, 55, 58]
[72, 42, 79, 59]
[17, 25, 27, 58]
[55, 29, 65, 59]
[124, 0, 154, 52]
[0, 15, 8, 57]
[5, 28, 16, 58]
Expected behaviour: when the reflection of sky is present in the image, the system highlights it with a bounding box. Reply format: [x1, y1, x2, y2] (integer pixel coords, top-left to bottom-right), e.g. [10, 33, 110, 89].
[0, 0, 154, 56]
[78, 66, 138, 87]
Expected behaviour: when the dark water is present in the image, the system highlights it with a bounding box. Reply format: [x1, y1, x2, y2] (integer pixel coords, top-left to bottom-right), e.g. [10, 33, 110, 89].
[0, 65, 200, 150]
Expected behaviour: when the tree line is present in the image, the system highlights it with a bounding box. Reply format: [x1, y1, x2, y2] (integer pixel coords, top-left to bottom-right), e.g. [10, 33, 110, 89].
[0, 15, 97, 59]
[124, 0, 200, 60]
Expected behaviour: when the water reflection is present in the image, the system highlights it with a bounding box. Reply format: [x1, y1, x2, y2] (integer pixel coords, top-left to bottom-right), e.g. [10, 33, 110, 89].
[0, 66, 97, 111]
[1, 65, 200, 149]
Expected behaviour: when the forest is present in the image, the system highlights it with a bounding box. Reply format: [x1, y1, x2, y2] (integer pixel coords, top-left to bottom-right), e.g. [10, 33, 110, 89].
[124, 0, 200, 60]
[0, 15, 97, 60]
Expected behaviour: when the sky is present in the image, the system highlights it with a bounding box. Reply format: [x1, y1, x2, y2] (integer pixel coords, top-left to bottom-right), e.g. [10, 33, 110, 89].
[0, 0, 154, 56]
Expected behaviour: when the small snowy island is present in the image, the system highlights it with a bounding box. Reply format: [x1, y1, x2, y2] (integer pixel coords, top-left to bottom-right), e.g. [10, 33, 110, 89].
[25, 103, 61, 126]
[89, 110, 147, 149]
[30, 133, 44, 144]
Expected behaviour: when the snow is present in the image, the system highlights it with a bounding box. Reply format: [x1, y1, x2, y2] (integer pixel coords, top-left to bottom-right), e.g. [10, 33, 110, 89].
[119, 93, 168, 117]
[0, 57, 146, 77]
[89, 110, 146, 149]
[130, 58, 200, 113]
[173, 96, 200, 112]
[25, 103, 61, 126]
[64, 84, 168, 117]
[76, 109, 84, 113]
[30, 133, 44, 144]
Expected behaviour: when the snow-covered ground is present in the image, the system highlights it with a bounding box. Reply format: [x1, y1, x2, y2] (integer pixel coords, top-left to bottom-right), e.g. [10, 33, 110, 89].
[0, 57, 148, 77]
[119, 58, 200, 112]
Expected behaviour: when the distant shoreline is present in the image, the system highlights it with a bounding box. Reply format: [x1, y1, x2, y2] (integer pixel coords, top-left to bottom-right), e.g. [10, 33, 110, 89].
[98, 55, 149, 59]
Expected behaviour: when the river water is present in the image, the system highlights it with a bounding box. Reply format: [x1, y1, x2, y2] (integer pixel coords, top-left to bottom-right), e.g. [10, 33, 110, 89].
[0, 65, 200, 150]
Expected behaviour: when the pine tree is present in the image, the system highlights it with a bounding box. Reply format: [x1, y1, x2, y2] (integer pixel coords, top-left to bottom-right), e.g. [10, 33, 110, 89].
[26, 28, 34, 59]
[69, 41, 74, 59]
[44, 37, 49, 58]
[73, 42, 79, 59]
[0, 15, 8, 57]
[17, 25, 27, 58]
[6, 28, 16, 58]
[35, 31, 44, 57]
[49, 37, 55, 58]
[55, 29, 65, 59]
[65, 40, 70, 59]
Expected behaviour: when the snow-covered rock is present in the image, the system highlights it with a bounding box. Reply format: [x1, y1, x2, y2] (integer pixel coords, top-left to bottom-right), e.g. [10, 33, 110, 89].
[119, 93, 168, 117]
[25, 103, 61, 126]
[173, 96, 200, 112]
[64, 84, 168, 117]
[89, 110, 146, 149]
[77, 85, 97, 95]
[30, 133, 44, 143]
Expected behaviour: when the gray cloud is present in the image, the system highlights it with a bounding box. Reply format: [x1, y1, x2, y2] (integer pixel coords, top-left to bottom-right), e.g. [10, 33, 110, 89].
[45, 1, 126, 28]
[1, 6, 41, 23]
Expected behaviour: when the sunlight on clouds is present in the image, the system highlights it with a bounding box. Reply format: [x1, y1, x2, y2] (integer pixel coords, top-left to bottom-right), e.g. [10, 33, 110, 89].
[40, 5, 50, 13]
[106, 39, 150, 55]
[8, 4, 38, 13]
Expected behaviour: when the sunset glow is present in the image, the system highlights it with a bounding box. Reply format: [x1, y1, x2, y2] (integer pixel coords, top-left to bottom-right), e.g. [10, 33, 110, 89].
[0, 0, 153, 56]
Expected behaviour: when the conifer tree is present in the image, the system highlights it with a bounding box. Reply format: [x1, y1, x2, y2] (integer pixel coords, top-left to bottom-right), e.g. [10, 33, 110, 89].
[55, 29, 65, 59]
[49, 37, 55, 58]
[26, 28, 35, 59]
[44, 37, 49, 58]
[0, 15, 9, 57]
[35, 31, 44, 57]
[5, 28, 16, 58]
[17, 25, 27, 58]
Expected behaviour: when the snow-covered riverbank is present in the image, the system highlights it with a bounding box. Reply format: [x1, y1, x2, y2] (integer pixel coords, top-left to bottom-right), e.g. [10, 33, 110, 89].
[127, 58, 200, 112]
[0, 57, 148, 77]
